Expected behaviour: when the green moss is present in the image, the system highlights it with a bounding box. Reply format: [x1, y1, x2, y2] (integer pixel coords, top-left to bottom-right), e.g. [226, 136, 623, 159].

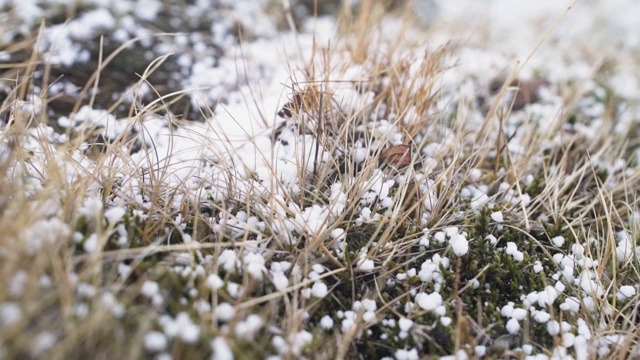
[414, 210, 561, 354]
[525, 174, 547, 198]
[337, 219, 378, 262]
[466, 207, 492, 240]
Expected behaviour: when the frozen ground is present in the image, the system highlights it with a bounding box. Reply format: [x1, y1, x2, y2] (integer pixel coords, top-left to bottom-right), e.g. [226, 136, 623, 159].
[1, 0, 640, 359]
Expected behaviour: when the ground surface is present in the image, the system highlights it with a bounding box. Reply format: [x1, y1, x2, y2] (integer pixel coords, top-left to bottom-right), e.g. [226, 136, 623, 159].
[1, 0, 640, 359]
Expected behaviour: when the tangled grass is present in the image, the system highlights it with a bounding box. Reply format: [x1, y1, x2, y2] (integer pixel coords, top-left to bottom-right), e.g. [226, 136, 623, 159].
[1, 1, 640, 359]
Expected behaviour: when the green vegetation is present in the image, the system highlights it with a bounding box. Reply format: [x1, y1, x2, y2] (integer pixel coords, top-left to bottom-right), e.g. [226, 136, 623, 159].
[1, 1, 640, 359]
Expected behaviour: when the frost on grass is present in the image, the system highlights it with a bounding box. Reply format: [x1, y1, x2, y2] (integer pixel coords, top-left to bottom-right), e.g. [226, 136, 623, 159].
[1, 0, 640, 359]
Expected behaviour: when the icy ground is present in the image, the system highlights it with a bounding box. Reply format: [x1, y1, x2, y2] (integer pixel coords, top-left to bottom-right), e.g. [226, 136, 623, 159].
[1, 0, 640, 359]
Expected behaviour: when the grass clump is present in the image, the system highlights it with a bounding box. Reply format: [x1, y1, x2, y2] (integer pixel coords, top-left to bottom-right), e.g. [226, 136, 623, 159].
[2, 0, 640, 359]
